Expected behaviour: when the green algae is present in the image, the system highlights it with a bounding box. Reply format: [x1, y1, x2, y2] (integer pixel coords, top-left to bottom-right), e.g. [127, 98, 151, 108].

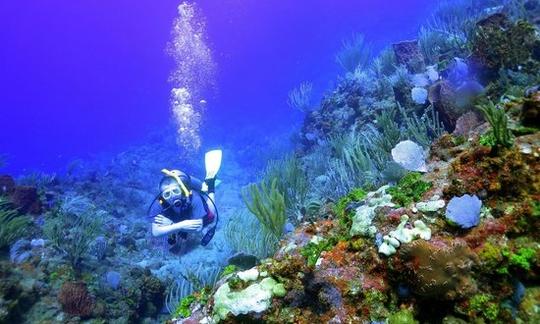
[300, 237, 337, 267]
[173, 294, 196, 318]
[388, 309, 418, 324]
[334, 188, 367, 231]
[388, 172, 432, 207]
[468, 293, 500, 321]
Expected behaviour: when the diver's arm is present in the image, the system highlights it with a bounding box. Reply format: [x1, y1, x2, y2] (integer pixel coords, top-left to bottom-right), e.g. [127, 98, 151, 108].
[151, 218, 203, 237]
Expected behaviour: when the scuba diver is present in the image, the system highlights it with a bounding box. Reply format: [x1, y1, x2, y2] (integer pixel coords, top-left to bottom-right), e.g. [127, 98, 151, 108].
[148, 150, 222, 252]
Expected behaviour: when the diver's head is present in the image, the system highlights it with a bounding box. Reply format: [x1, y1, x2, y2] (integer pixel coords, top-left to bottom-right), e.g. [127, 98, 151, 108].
[159, 170, 192, 210]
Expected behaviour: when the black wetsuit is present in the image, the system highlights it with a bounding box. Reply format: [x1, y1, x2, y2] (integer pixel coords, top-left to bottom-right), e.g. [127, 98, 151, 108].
[151, 190, 215, 243]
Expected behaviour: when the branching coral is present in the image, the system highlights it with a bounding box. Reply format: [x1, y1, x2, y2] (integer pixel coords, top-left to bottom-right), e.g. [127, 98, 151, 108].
[242, 179, 286, 240]
[372, 47, 397, 76]
[398, 103, 444, 148]
[336, 33, 373, 73]
[0, 198, 30, 250]
[476, 100, 513, 149]
[263, 155, 311, 224]
[419, 0, 482, 63]
[44, 203, 103, 271]
[166, 264, 220, 316]
[225, 209, 279, 259]
[375, 107, 402, 154]
[320, 131, 378, 199]
[288, 81, 314, 113]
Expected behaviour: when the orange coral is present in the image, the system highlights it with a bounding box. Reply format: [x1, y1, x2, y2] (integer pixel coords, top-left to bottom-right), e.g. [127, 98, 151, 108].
[324, 241, 349, 267]
[445, 144, 539, 202]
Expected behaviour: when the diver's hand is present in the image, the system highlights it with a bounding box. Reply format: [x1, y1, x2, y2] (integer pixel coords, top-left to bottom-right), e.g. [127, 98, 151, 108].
[180, 219, 203, 232]
[154, 215, 173, 227]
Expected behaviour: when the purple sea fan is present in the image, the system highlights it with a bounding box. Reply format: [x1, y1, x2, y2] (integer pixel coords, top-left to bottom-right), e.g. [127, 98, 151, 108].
[445, 194, 482, 229]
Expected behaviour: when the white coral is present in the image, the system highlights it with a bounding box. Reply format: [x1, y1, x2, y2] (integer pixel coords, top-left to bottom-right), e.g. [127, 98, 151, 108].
[378, 215, 432, 256]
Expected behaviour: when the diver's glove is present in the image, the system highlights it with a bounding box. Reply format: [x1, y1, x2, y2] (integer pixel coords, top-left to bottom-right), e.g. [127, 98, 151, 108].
[204, 178, 216, 193]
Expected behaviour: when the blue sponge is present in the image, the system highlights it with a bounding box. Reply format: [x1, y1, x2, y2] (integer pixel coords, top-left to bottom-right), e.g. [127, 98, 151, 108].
[445, 194, 482, 229]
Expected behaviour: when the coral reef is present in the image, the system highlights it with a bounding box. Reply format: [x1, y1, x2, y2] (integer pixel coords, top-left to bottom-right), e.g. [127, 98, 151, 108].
[0, 263, 38, 322]
[177, 78, 540, 324]
[3, 1, 540, 323]
[470, 13, 540, 82]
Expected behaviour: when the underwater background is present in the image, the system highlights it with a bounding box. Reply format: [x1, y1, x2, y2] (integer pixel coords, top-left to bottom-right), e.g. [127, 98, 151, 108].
[1, 0, 540, 323]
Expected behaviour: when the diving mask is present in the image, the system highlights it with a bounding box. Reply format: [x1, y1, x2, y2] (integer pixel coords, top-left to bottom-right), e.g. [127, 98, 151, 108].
[161, 183, 190, 210]
[162, 186, 182, 200]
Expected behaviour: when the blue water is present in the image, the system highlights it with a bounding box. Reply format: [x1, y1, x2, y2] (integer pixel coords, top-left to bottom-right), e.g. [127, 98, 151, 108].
[1, 0, 434, 174]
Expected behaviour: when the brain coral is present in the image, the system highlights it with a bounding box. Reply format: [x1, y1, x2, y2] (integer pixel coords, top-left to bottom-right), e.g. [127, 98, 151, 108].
[399, 240, 478, 300]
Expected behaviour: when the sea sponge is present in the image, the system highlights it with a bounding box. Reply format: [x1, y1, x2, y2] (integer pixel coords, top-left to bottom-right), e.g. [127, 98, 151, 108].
[445, 194, 482, 229]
